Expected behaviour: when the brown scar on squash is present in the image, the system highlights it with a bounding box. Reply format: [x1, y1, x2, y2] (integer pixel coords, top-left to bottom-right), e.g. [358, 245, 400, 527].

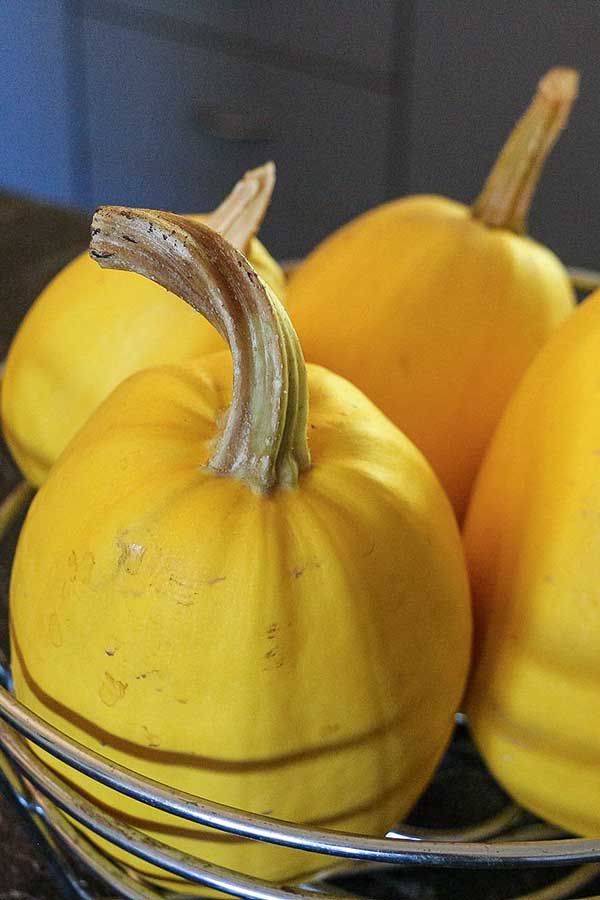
[291, 559, 321, 578]
[49, 613, 63, 648]
[141, 725, 161, 748]
[205, 575, 227, 586]
[99, 672, 128, 706]
[67, 550, 77, 582]
[79, 551, 95, 584]
[135, 668, 160, 680]
[116, 535, 146, 575]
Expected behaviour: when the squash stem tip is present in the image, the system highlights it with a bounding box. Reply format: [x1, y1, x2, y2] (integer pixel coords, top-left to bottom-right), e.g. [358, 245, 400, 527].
[208, 161, 276, 253]
[472, 66, 579, 233]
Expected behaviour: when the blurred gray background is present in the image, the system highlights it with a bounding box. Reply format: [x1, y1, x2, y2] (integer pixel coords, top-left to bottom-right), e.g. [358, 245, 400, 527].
[1, 0, 599, 263]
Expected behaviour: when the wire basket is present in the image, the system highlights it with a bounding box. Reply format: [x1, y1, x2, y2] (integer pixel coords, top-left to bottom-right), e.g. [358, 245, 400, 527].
[1, 484, 600, 900]
[2, 266, 600, 900]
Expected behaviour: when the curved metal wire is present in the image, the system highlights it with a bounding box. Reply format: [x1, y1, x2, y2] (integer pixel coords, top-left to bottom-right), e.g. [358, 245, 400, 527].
[386, 804, 524, 843]
[513, 865, 600, 900]
[0, 750, 97, 900]
[2, 740, 546, 900]
[20, 766, 600, 900]
[300, 861, 600, 900]
[30, 783, 178, 900]
[2, 446, 600, 898]
[0, 717, 351, 900]
[1, 686, 600, 870]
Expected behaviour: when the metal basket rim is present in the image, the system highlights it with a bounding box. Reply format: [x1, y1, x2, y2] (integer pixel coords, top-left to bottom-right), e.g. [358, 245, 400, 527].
[1, 480, 600, 872]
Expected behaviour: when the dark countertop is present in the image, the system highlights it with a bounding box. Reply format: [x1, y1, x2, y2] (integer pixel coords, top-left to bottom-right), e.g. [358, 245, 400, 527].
[0, 191, 595, 900]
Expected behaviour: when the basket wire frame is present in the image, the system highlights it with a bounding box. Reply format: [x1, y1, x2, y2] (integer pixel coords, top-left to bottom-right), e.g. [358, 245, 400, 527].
[2, 244, 600, 900]
[1, 484, 600, 900]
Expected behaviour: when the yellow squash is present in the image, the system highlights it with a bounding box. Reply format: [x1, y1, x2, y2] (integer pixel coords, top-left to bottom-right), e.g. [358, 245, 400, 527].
[2, 163, 285, 487]
[10, 208, 471, 888]
[464, 289, 600, 835]
[288, 69, 578, 520]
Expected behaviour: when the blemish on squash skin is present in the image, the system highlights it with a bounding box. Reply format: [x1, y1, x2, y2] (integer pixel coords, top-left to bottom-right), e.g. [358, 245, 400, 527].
[67, 551, 77, 582]
[205, 575, 226, 586]
[171, 575, 226, 605]
[49, 613, 63, 648]
[79, 551, 95, 585]
[116, 536, 146, 575]
[322, 722, 341, 737]
[99, 672, 128, 706]
[136, 669, 160, 681]
[67, 550, 95, 584]
[105, 637, 119, 656]
[291, 560, 321, 578]
[141, 725, 161, 748]
[262, 646, 284, 670]
[266, 623, 278, 639]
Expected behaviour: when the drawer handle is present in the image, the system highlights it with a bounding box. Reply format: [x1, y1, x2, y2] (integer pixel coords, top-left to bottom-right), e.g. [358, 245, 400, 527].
[195, 106, 274, 142]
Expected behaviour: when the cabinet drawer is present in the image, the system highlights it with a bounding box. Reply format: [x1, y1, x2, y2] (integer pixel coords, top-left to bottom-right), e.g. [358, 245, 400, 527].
[83, 0, 398, 81]
[83, 18, 393, 258]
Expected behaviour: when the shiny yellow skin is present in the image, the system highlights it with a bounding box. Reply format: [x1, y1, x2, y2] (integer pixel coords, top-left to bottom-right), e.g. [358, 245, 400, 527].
[1, 236, 285, 487]
[287, 196, 575, 520]
[11, 353, 471, 885]
[464, 289, 600, 835]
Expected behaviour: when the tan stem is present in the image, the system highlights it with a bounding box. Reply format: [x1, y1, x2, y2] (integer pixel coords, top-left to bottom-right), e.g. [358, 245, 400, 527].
[207, 161, 275, 253]
[89, 207, 310, 493]
[472, 67, 579, 233]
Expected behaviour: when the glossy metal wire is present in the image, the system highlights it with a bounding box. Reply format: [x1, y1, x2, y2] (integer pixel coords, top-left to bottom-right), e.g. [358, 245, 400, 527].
[1, 450, 600, 900]
[4, 682, 600, 869]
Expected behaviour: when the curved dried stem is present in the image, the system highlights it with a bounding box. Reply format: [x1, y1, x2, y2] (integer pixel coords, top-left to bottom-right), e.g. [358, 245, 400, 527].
[472, 67, 579, 233]
[89, 206, 310, 493]
[208, 161, 275, 252]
